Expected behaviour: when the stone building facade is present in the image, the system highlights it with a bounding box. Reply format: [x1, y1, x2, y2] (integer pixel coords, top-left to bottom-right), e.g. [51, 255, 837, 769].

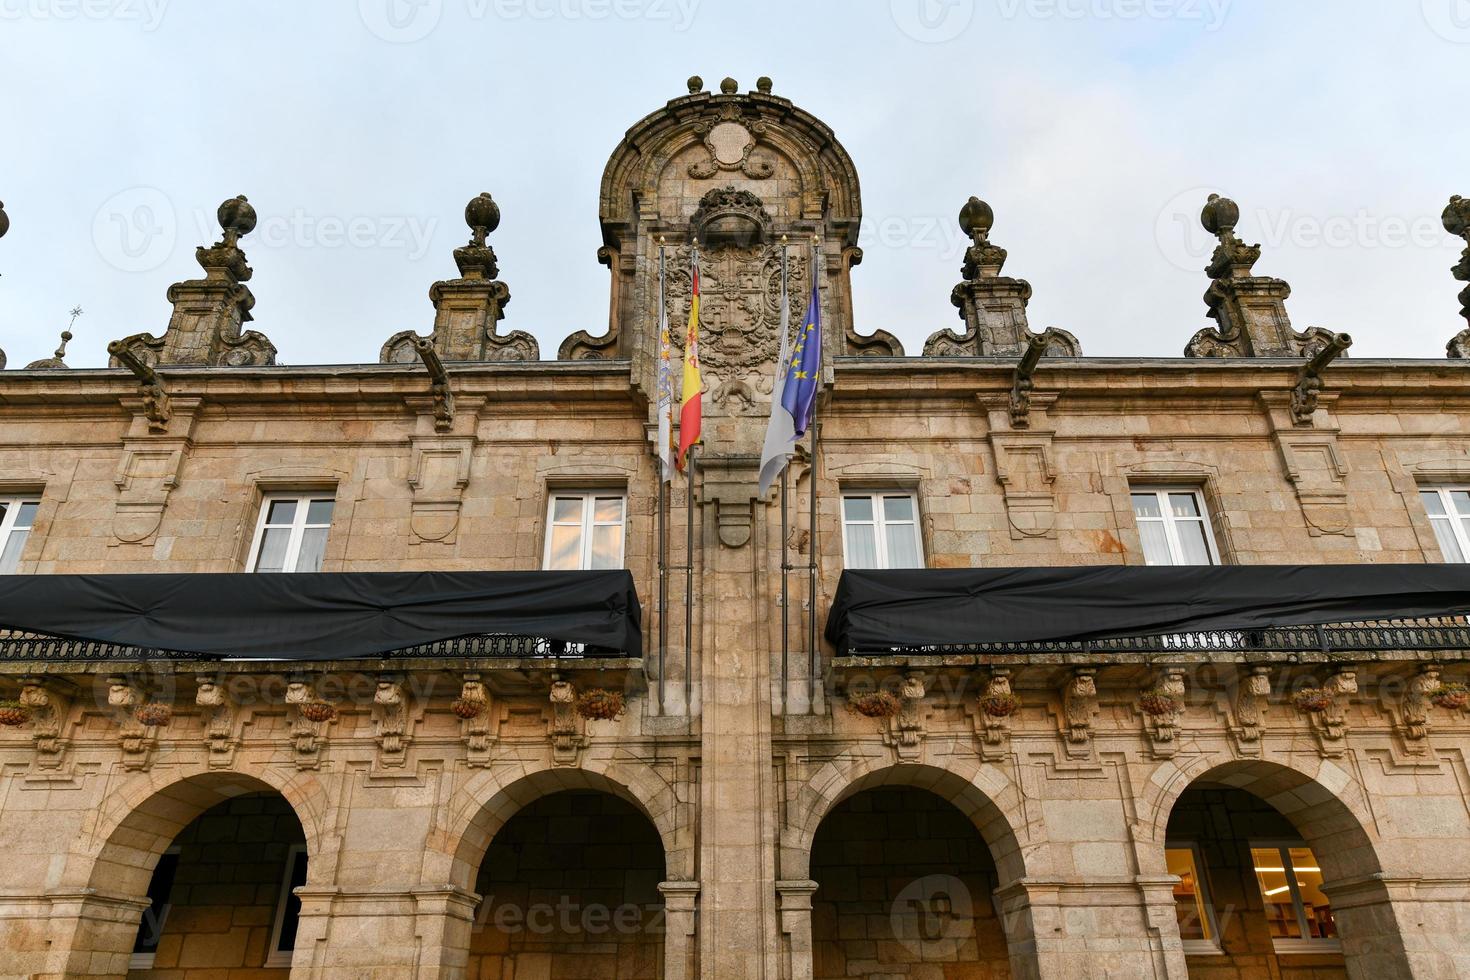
[1, 79, 1470, 980]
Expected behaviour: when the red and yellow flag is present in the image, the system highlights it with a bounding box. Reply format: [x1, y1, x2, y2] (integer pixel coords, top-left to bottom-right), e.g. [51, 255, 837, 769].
[677, 251, 703, 470]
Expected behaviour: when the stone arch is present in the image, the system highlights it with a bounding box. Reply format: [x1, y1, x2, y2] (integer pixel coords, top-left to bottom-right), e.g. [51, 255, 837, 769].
[437, 757, 687, 892]
[71, 763, 331, 898]
[785, 757, 1034, 886]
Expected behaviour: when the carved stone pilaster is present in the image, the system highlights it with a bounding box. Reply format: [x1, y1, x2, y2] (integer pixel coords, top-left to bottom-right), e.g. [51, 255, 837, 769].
[1263, 394, 1353, 537]
[285, 679, 329, 770]
[1061, 669, 1098, 759]
[886, 672, 926, 761]
[372, 678, 409, 767]
[194, 675, 238, 768]
[406, 429, 475, 544]
[985, 413, 1059, 540]
[1185, 194, 1339, 358]
[1231, 665, 1272, 754]
[110, 402, 198, 546]
[700, 456, 757, 549]
[977, 669, 1014, 762]
[110, 196, 276, 367]
[458, 676, 494, 766]
[18, 678, 73, 770]
[381, 193, 538, 363]
[926, 197, 1082, 358]
[107, 677, 154, 771]
[1442, 196, 1470, 354]
[1396, 666, 1439, 754]
[549, 678, 584, 766]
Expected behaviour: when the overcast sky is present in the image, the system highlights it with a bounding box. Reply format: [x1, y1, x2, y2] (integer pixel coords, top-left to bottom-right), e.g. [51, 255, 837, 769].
[2, 0, 1467, 368]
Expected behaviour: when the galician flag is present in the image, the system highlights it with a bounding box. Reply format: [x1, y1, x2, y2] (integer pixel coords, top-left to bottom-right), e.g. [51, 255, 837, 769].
[758, 258, 821, 495]
[676, 250, 703, 471]
[655, 251, 676, 482]
[757, 263, 795, 497]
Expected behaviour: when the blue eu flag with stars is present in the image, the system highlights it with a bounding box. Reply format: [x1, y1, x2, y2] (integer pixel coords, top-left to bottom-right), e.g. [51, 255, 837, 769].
[779, 273, 820, 438]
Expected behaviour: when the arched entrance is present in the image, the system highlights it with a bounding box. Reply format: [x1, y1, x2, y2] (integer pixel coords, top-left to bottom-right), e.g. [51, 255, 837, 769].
[63, 771, 315, 979]
[1154, 760, 1401, 979]
[811, 785, 1013, 979]
[464, 789, 667, 979]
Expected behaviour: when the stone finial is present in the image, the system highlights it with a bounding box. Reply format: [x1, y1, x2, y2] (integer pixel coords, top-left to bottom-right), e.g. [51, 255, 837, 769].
[379, 191, 538, 363]
[720, 77, 738, 94]
[1185, 193, 1336, 358]
[924, 196, 1082, 358]
[687, 75, 704, 94]
[0, 199, 9, 239]
[1442, 195, 1470, 356]
[25, 331, 71, 370]
[109, 194, 277, 368]
[756, 76, 773, 94]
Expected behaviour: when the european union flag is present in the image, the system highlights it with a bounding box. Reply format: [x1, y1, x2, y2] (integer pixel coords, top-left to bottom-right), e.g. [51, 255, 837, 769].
[779, 274, 821, 438]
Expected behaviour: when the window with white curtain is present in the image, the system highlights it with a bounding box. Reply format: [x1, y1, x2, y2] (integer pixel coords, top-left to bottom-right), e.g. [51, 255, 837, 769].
[1131, 488, 1219, 566]
[1420, 487, 1470, 562]
[247, 495, 335, 573]
[840, 492, 923, 570]
[543, 492, 626, 570]
[0, 497, 39, 574]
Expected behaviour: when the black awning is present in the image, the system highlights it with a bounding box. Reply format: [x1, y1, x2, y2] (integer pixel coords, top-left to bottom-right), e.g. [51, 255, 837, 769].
[825, 565, 1470, 655]
[0, 570, 641, 660]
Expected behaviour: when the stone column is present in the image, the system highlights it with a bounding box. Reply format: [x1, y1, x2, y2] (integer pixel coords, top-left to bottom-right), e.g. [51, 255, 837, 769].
[1324, 874, 1468, 979]
[29, 890, 153, 979]
[776, 879, 819, 980]
[659, 880, 700, 980]
[1003, 877, 1187, 980]
[290, 885, 480, 979]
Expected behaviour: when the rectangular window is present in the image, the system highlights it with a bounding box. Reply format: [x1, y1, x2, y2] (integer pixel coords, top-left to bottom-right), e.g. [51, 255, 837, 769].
[543, 493, 626, 571]
[247, 495, 335, 573]
[1131, 488, 1219, 566]
[1250, 843, 1339, 953]
[1165, 844, 1219, 953]
[1420, 487, 1470, 562]
[265, 843, 309, 968]
[0, 498, 40, 574]
[841, 493, 924, 570]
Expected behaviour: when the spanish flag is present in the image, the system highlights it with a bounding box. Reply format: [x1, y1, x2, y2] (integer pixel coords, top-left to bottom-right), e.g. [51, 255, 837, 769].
[677, 250, 703, 470]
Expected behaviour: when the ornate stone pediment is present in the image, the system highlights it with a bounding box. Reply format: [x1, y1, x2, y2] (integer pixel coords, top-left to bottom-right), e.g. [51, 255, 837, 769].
[689, 186, 773, 248]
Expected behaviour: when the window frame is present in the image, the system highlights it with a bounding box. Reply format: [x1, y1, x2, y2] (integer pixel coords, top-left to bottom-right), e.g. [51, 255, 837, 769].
[839, 491, 925, 571]
[245, 493, 336, 573]
[0, 496, 40, 574]
[128, 844, 182, 970]
[541, 491, 628, 571]
[1165, 841, 1222, 955]
[1249, 840, 1341, 956]
[1419, 486, 1470, 563]
[1130, 486, 1221, 566]
[265, 842, 309, 968]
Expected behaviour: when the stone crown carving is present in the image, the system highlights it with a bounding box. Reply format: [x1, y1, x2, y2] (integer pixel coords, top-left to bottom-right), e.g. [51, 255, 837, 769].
[110, 196, 278, 368]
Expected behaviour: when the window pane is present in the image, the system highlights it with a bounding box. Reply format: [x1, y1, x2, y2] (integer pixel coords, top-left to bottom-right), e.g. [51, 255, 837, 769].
[305, 499, 334, 525]
[1422, 490, 1447, 516]
[594, 497, 624, 524]
[255, 527, 291, 573]
[1168, 493, 1201, 518]
[843, 496, 873, 522]
[296, 527, 329, 573]
[1174, 521, 1213, 565]
[1166, 848, 1211, 942]
[882, 496, 914, 522]
[1252, 847, 1303, 939]
[1132, 493, 1162, 519]
[1451, 490, 1470, 516]
[845, 523, 878, 569]
[1138, 521, 1173, 566]
[1288, 848, 1336, 940]
[13, 501, 38, 528]
[1429, 517, 1465, 562]
[547, 524, 582, 570]
[0, 529, 28, 574]
[590, 524, 622, 569]
[885, 523, 922, 569]
[552, 497, 583, 523]
[266, 499, 297, 526]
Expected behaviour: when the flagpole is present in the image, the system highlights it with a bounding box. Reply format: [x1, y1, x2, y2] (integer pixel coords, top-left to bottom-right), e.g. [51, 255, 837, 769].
[807, 237, 822, 713]
[685, 444, 696, 715]
[779, 238, 790, 716]
[656, 240, 668, 714]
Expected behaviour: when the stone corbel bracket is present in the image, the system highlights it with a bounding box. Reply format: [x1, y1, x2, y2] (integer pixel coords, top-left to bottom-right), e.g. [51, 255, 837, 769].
[372, 677, 410, 767]
[1396, 665, 1439, 754]
[285, 678, 329, 770]
[977, 669, 1014, 761]
[886, 672, 926, 761]
[549, 677, 584, 766]
[1290, 332, 1352, 425]
[458, 676, 494, 766]
[195, 674, 239, 768]
[18, 678, 75, 770]
[1141, 668, 1187, 758]
[1310, 665, 1358, 758]
[1230, 665, 1272, 754]
[1060, 668, 1098, 759]
[106, 676, 154, 771]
